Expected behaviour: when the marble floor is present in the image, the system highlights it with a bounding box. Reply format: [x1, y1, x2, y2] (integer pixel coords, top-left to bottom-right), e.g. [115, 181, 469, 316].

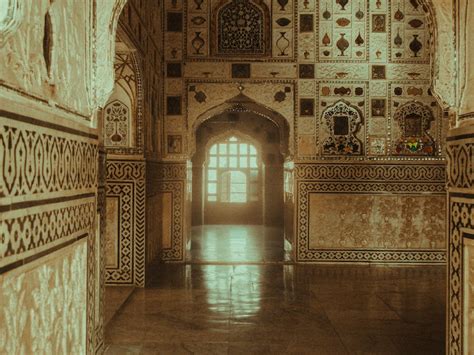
[105, 286, 135, 326]
[105, 226, 446, 355]
[188, 225, 286, 263]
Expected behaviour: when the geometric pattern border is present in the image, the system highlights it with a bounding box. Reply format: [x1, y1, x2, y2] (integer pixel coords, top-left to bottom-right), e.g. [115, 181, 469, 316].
[0, 120, 98, 202]
[0, 198, 96, 269]
[146, 162, 187, 262]
[446, 141, 473, 189]
[446, 130, 474, 355]
[158, 181, 185, 262]
[296, 181, 446, 264]
[147, 162, 187, 181]
[295, 162, 446, 183]
[447, 195, 474, 354]
[105, 160, 145, 287]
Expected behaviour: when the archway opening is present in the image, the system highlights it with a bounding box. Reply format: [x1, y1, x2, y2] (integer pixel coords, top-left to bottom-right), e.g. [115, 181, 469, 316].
[204, 135, 262, 224]
[189, 100, 290, 263]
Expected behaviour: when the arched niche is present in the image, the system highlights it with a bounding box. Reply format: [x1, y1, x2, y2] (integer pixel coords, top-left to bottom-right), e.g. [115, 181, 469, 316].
[102, 30, 144, 153]
[321, 100, 364, 156]
[211, 0, 271, 57]
[190, 92, 291, 159]
[393, 101, 435, 156]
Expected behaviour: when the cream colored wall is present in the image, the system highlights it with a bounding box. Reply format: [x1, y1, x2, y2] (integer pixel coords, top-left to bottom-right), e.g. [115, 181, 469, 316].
[0, 0, 125, 352]
[156, 0, 448, 263]
[0, 241, 87, 354]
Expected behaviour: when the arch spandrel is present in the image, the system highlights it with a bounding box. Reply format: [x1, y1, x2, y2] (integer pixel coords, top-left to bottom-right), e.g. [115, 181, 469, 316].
[189, 92, 292, 159]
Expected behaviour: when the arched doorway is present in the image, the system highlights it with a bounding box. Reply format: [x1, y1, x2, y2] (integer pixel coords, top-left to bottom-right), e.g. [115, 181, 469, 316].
[203, 135, 262, 224]
[189, 95, 290, 262]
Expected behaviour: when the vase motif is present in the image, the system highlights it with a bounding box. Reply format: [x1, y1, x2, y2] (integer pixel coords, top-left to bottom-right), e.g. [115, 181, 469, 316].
[194, 0, 204, 10]
[277, 0, 288, 10]
[336, 33, 349, 56]
[322, 32, 331, 46]
[276, 32, 290, 56]
[394, 29, 402, 47]
[409, 34, 422, 57]
[192, 32, 205, 55]
[355, 32, 364, 46]
[337, 0, 349, 10]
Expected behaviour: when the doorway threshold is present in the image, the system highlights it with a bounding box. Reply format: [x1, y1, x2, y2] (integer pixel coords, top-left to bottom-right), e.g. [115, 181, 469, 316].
[186, 260, 294, 265]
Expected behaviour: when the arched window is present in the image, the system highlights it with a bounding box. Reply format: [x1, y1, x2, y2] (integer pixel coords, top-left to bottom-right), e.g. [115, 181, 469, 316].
[206, 136, 259, 203]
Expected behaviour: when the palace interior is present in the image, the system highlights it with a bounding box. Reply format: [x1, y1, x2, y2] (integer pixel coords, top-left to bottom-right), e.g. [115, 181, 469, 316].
[0, 0, 473, 354]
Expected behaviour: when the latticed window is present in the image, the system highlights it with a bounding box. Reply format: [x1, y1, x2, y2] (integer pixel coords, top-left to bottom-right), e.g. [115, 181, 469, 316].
[206, 136, 259, 203]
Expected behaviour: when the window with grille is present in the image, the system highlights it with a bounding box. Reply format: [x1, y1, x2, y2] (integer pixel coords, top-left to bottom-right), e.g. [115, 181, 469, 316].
[206, 136, 259, 203]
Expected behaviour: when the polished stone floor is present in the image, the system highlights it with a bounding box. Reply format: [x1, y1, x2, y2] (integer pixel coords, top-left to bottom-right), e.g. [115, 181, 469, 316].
[188, 225, 285, 263]
[104, 286, 135, 326]
[105, 226, 446, 354]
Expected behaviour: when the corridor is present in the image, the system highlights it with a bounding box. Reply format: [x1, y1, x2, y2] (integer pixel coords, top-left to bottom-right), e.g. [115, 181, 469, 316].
[105, 226, 446, 354]
[189, 225, 286, 263]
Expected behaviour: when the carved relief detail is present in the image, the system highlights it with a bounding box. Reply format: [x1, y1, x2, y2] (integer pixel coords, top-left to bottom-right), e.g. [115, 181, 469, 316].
[393, 101, 435, 155]
[321, 100, 363, 155]
[104, 100, 130, 146]
[213, 0, 270, 56]
[0, 241, 87, 354]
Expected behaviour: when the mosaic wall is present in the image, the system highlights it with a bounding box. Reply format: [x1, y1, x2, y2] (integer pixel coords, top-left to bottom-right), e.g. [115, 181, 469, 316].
[296, 162, 446, 263]
[160, 0, 445, 161]
[156, 0, 448, 264]
[102, 0, 164, 283]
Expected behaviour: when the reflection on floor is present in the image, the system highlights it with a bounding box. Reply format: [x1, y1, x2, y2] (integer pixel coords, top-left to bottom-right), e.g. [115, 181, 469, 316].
[105, 264, 445, 354]
[189, 225, 286, 263]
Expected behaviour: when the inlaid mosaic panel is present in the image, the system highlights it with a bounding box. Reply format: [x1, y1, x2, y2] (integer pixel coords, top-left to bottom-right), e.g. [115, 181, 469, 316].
[446, 128, 474, 354]
[163, 0, 443, 161]
[296, 162, 446, 263]
[308, 194, 445, 249]
[105, 160, 145, 286]
[184, 0, 295, 60]
[0, 115, 98, 203]
[147, 162, 187, 262]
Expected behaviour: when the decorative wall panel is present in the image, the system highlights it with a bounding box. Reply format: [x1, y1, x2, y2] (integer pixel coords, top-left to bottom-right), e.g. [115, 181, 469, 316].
[147, 162, 187, 262]
[308, 194, 445, 249]
[446, 127, 474, 354]
[0, 114, 98, 203]
[103, 50, 144, 155]
[296, 162, 446, 263]
[105, 160, 145, 286]
[0, 240, 87, 354]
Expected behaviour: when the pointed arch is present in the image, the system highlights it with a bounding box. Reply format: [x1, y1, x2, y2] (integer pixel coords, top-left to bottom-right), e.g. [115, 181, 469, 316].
[190, 93, 291, 158]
